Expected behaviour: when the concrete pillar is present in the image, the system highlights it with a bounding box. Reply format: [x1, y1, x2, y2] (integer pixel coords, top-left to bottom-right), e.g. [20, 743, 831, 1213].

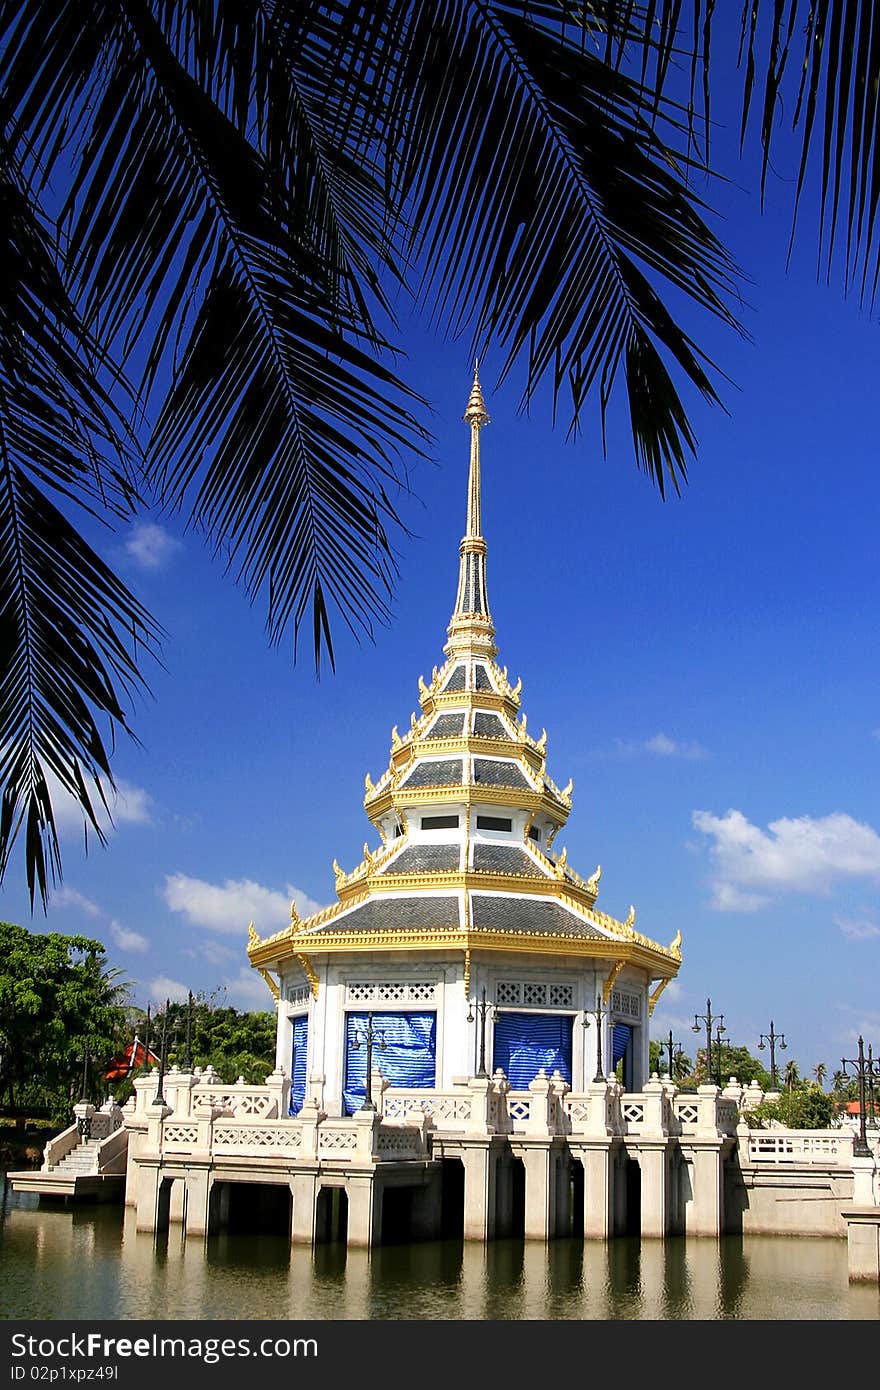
[580, 1144, 614, 1239]
[346, 1173, 381, 1248]
[521, 1144, 554, 1240]
[183, 1167, 212, 1237]
[688, 1143, 724, 1236]
[462, 1143, 496, 1240]
[639, 1143, 669, 1238]
[290, 1172, 319, 1244]
[168, 1177, 186, 1224]
[843, 1208, 880, 1284]
[135, 1163, 161, 1232]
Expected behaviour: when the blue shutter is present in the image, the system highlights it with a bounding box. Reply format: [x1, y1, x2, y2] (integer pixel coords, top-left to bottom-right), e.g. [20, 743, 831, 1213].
[343, 1012, 436, 1115]
[289, 1014, 308, 1115]
[492, 1012, 573, 1089]
[612, 1023, 631, 1066]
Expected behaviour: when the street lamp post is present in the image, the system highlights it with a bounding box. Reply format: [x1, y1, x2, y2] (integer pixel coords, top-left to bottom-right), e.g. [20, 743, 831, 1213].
[662, 1029, 685, 1080]
[714, 1022, 727, 1089]
[867, 1044, 878, 1131]
[351, 1011, 386, 1111]
[758, 1020, 787, 1091]
[152, 999, 170, 1107]
[842, 1037, 873, 1158]
[692, 999, 725, 1087]
[467, 987, 496, 1078]
[584, 993, 609, 1083]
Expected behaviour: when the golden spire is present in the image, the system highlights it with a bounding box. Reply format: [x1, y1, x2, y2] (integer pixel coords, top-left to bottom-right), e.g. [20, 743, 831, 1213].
[445, 363, 496, 659]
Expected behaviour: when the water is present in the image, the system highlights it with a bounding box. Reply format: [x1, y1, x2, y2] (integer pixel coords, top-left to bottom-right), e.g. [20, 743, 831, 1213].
[2, 1175, 878, 1321]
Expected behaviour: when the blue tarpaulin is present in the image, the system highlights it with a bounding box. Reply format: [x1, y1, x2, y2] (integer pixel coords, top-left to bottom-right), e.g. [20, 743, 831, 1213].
[289, 1014, 308, 1115]
[343, 1012, 436, 1114]
[612, 1023, 631, 1066]
[492, 1011, 573, 1088]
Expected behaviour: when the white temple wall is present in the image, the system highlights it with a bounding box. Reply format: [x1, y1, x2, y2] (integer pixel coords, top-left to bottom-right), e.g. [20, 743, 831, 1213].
[276, 952, 654, 1110]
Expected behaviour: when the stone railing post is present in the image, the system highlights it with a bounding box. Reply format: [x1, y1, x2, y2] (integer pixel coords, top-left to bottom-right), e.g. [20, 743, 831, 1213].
[263, 1066, 290, 1119]
[353, 1108, 382, 1162]
[583, 1079, 619, 1136]
[297, 1098, 325, 1159]
[641, 1075, 669, 1136]
[492, 1068, 511, 1133]
[526, 1069, 554, 1137]
[741, 1080, 764, 1118]
[467, 1075, 495, 1134]
[696, 1083, 722, 1136]
[722, 1076, 745, 1110]
[550, 1069, 570, 1134]
[371, 1070, 389, 1119]
[167, 1068, 197, 1117]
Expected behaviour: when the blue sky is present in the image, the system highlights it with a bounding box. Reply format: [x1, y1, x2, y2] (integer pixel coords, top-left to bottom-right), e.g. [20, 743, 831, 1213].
[2, 70, 878, 1082]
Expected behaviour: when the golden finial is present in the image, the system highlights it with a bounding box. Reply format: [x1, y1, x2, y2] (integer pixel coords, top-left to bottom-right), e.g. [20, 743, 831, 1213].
[520, 712, 527, 735]
[586, 864, 602, 893]
[501, 665, 508, 682]
[556, 847, 568, 873]
[561, 777, 573, 799]
[390, 725, 401, 748]
[365, 772, 374, 794]
[333, 858, 344, 884]
[670, 929, 682, 955]
[511, 677, 522, 698]
[625, 905, 636, 928]
[432, 664, 438, 682]
[363, 841, 371, 865]
[463, 359, 490, 426]
[289, 900, 301, 925]
[410, 711, 417, 731]
[418, 674, 428, 700]
[537, 729, 547, 752]
[247, 922, 260, 947]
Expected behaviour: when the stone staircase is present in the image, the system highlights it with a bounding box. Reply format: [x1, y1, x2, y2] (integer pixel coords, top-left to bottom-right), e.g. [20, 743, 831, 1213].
[7, 1102, 128, 1202]
[49, 1137, 102, 1175]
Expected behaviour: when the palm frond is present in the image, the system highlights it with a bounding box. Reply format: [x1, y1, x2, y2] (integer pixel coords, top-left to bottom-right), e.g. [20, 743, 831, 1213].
[0, 150, 161, 907]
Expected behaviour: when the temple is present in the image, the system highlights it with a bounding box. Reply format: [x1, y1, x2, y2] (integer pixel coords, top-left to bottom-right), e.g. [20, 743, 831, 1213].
[248, 364, 682, 1113]
[12, 372, 878, 1277]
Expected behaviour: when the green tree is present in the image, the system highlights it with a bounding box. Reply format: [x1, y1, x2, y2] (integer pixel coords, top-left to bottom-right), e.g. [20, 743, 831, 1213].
[140, 995, 276, 1087]
[1, 4, 876, 903]
[748, 1083, 835, 1131]
[0, 922, 129, 1119]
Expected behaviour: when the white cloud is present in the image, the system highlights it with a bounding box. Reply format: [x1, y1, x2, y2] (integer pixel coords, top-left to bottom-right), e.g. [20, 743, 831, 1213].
[49, 773, 153, 837]
[124, 523, 181, 571]
[147, 975, 190, 1005]
[223, 967, 279, 1011]
[834, 913, 880, 942]
[182, 940, 237, 965]
[52, 886, 101, 917]
[108, 919, 150, 954]
[612, 733, 707, 760]
[162, 873, 323, 935]
[692, 808, 880, 911]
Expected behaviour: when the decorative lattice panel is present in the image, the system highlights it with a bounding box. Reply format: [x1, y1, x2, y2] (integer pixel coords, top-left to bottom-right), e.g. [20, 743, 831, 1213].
[213, 1126, 301, 1150]
[286, 985, 311, 1007]
[163, 1124, 199, 1147]
[611, 989, 642, 1019]
[496, 980, 574, 1009]
[345, 981, 436, 1005]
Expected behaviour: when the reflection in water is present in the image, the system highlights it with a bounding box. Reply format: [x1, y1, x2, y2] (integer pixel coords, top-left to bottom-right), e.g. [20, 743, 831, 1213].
[1, 1177, 878, 1321]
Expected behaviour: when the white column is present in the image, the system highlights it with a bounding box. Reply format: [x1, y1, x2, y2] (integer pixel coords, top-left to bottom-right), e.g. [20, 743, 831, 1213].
[462, 1143, 496, 1241]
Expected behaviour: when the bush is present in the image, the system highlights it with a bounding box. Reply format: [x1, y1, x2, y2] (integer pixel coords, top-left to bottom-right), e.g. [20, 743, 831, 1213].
[746, 1083, 834, 1130]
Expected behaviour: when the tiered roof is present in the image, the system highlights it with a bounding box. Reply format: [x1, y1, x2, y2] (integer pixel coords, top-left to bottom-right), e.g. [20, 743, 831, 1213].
[248, 368, 682, 993]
